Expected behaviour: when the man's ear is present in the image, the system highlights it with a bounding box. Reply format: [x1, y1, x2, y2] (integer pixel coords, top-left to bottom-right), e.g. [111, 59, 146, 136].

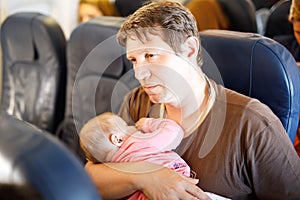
[110, 134, 123, 147]
[182, 36, 199, 59]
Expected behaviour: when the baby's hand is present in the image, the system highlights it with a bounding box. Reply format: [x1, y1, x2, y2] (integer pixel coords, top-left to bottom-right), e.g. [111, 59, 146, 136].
[135, 118, 147, 131]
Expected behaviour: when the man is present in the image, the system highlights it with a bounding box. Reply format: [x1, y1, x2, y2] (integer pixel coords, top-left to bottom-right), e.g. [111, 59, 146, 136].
[85, 1, 300, 199]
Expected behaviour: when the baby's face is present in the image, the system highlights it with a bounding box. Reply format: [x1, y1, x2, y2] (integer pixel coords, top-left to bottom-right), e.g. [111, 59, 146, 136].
[111, 116, 135, 142]
[126, 126, 138, 137]
[116, 125, 137, 142]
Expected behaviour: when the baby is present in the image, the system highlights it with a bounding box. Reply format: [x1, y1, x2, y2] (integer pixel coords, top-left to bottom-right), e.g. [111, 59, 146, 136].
[80, 112, 230, 200]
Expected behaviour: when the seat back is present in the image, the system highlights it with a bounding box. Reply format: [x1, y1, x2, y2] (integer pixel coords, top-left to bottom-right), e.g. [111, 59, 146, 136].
[0, 111, 101, 200]
[56, 16, 139, 161]
[200, 30, 300, 142]
[0, 12, 66, 134]
[217, 0, 257, 32]
[115, 0, 146, 17]
[265, 0, 293, 38]
[255, 7, 272, 35]
[251, 0, 281, 10]
[66, 16, 139, 129]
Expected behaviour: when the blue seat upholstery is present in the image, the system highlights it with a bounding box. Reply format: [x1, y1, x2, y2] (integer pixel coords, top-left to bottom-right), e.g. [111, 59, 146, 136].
[1, 12, 66, 134]
[200, 29, 300, 142]
[56, 16, 139, 162]
[0, 111, 101, 200]
[65, 16, 138, 128]
[251, 0, 281, 10]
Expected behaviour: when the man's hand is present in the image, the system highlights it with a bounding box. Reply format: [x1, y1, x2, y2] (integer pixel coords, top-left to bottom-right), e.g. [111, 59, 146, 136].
[133, 166, 211, 200]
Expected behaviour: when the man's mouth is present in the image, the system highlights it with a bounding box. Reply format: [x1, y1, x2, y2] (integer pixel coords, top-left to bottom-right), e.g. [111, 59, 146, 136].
[143, 84, 159, 93]
[143, 84, 157, 89]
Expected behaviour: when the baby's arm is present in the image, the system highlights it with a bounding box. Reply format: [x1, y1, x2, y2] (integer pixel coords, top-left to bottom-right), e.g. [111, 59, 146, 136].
[135, 118, 184, 151]
[135, 117, 149, 132]
[135, 118, 171, 133]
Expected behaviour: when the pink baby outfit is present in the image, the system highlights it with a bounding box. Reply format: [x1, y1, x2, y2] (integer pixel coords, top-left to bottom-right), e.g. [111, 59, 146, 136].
[112, 118, 190, 200]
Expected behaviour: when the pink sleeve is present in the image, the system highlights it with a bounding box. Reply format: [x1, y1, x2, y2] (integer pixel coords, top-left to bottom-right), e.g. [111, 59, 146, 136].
[141, 118, 184, 151]
[139, 118, 153, 133]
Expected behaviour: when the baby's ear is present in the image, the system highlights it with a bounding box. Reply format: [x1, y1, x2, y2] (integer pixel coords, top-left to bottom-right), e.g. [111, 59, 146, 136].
[110, 134, 123, 147]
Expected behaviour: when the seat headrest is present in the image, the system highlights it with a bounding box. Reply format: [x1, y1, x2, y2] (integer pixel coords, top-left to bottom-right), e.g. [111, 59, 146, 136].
[66, 16, 128, 87]
[1, 12, 66, 69]
[115, 0, 146, 17]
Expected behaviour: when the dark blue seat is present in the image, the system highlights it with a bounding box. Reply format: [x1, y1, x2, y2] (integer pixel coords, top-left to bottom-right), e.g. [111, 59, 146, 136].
[1, 12, 66, 134]
[0, 111, 101, 200]
[200, 29, 300, 142]
[65, 16, 138, 129]
[56, 16, 139, 162]
[251, 0, 281, 10]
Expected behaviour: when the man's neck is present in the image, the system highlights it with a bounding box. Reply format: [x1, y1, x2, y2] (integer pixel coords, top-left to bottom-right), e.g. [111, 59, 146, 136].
[164, 77, 209, 136]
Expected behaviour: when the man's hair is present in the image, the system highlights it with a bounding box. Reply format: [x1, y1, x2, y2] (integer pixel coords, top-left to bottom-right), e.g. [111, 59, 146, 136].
[117, 0, 203, 66]
[289, 0, 300, 22]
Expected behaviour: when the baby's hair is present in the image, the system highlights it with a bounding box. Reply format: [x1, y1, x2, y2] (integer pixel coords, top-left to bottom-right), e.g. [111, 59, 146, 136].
[79, 112, 127, 163]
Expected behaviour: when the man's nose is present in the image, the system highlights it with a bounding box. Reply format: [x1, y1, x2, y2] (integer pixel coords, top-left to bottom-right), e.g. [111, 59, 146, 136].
[134, 67, 151, 81]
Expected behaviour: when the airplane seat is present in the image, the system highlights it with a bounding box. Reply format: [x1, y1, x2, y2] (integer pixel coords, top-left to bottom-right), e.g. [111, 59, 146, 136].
[217, 0, 257, 33]
[200, 29, 300, 143]
[115, 0, 145, 17]
[255, 7, 271, 35]
[0, 12, 67, 134]
[0, 111, 101, 200]
[56, 16, 139, 162]
[251, 0, 281, 10]
[265, 0, 293, 39]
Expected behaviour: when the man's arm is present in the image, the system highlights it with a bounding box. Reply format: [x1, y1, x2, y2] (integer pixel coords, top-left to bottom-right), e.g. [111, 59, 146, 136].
[85, 162, 136, 199]
[85, 161, 210, 200]
[247, 114, 300, 198]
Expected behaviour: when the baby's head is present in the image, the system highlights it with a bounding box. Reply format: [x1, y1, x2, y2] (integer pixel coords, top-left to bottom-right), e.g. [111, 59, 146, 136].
[79, 112, 129, 163]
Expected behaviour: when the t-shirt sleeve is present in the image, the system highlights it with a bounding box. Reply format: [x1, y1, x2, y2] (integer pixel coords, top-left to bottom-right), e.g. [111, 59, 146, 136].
[247, 118, 300, 199]
[118, 91, 135, 126]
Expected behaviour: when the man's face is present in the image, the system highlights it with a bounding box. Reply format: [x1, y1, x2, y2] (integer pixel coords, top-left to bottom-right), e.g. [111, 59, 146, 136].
[293, 21, 300, 45]
[126, 33, 193, 106]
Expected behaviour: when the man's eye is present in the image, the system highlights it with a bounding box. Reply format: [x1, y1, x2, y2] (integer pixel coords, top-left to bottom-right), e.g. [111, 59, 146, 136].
[146, 53, 156, 58]
[129, 58, 136, 63]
